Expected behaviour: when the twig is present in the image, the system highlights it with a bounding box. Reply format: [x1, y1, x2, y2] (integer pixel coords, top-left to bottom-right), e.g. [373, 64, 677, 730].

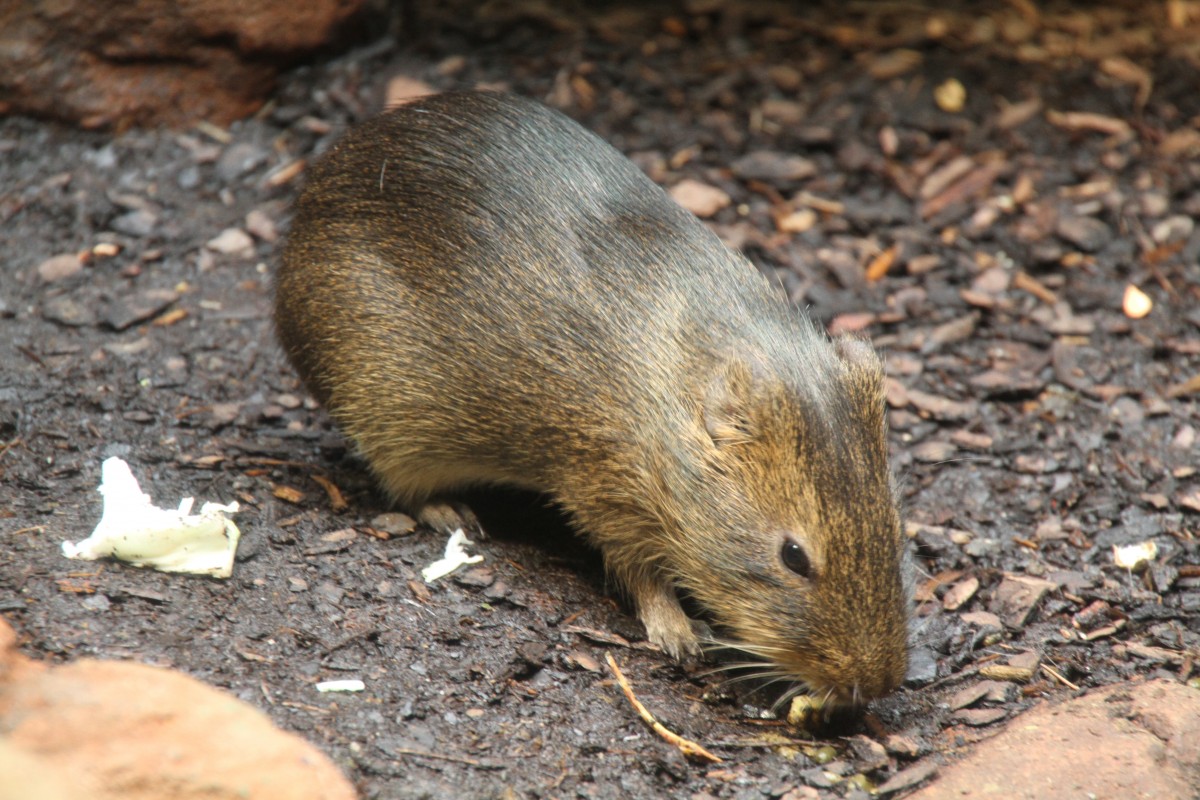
[604, 652, 722, 764]
[389, 747, 504, 769]
[1041, 663, 1080, 691]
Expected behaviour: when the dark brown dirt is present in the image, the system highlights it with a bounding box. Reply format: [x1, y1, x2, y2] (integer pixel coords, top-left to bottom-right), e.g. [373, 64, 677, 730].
[2, 2, 1198, 798]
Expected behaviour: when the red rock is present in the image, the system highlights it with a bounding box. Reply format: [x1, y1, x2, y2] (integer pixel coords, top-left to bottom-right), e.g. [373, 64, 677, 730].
[0, 0, 377, 129]
[0, 618, 355, 800]
[911, 680, 1200, 800]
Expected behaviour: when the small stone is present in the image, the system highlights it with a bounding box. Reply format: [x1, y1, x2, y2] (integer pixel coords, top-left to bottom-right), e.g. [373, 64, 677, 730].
[273, 393, 302, 409]
[517, 642, 549, 666]
[245, 209, 279, 242]
[991, 575, 1055, 628]
[942, 576, 979, 611]
[1055, 215, 1112, 252]
[882, 734, 925, 757]
[847, 735, 888, 771]
[103, 288, 180, 330]
[81, 594, 112, 612]
[876, 761, 937, 794]
[454, 567, 495, 588]
[959, 611, 1003, 631]
[216, 142, 268, 182]
[668, 179, 730, 218]
[104, 337, 153, 357]
[385, 75, 436, 107]
[730, 150, 817, 183]
[210, 402, 241, 426]
[43, 295, 95, 327]
[949, 681, 991, 711]
[206, 227, 255, 256]
[1151, 215, 1193, 245]
[906, 388, 978, 421]
[110, 208, 159, 237]
[37, 253, 83, 283]
[953, 707, 1008, 726]
[370, 512, 417, 537]
[912, 440, 957, 463]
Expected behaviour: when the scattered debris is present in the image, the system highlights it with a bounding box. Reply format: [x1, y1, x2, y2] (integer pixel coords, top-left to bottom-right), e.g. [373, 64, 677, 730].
[421, 530, 483, 582]
[62, 457, 241, 578]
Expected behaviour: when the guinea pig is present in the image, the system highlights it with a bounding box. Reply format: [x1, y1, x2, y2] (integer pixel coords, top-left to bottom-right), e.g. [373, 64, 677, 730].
[275, 91, 910, 706]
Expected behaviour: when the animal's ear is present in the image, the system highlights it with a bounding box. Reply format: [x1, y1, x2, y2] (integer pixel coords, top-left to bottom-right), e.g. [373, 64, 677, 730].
[703, 357, 763, 446]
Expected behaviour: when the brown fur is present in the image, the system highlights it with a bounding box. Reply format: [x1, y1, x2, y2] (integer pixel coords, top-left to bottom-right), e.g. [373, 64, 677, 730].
[274, 91, 909, 704]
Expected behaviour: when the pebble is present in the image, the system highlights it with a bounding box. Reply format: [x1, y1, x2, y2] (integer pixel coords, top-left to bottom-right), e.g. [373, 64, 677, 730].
[1151, 214, 1193, 244]
[206, 227, 256, 256]
[215, 142, 268, 182]
[370, 512, 417, 537]
[42, 296, 95, 327]
[1055, 214, 1112, 251]
[102, 288, 180, 330]
[730, 150, 817, 182]
[668, 179, 730, 218]
[37, 253, 83, 283]
[111, 208, 159, 237]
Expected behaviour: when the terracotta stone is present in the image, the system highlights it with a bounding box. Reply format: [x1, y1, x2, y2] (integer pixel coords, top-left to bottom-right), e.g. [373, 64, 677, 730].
[0, 0, 379, 129]
[0, 618, 356, 800]
[911, 680, 1200, 800]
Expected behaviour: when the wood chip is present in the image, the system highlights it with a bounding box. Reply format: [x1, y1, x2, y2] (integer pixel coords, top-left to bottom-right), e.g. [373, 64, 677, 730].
[906, 388, 978, 421]
[866, 48, 923, 80]
[978, 664, 1035, 682]
[1046, 110, 1133, 140]
[953, 707, 1008, 726]
[991, 575, 1055, 629]
[272, 484, 306, 504]
[865, 245, 898, 283]
[942, 576, 980, 611]
[310, 473, 349, 512]
[1012, 271, 1058, 305]
[669, 179, 731, 218]
[919, 161, 1004, 220]
[995, 97, 1042, 130]
[1166, 374, 1200, 399]
[876, 761, 937, 795]
[265, 158, 306, 188]
[564, 625, 632, 648]
[1099, 56, 1152, 108]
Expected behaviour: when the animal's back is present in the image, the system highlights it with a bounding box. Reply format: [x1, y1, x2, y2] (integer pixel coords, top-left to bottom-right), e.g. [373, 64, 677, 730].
[277, 91, 811, 498]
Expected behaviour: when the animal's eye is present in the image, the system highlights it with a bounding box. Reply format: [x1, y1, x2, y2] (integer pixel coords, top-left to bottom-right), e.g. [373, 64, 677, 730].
[781, 540, 811, 578]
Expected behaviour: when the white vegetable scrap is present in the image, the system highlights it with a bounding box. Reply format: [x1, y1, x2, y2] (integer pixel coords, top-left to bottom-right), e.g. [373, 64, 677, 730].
[1112, 540, 1158, 571]
[421, 528, 483, 583]
[316, 679, 366, 693]
[62, 456, 241, 578]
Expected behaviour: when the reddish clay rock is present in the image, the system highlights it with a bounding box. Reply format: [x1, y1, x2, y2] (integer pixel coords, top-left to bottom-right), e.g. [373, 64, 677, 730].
[0, 618, 356, 800]
[0, 0, 378, 129]
[912, 679, 1200, 800]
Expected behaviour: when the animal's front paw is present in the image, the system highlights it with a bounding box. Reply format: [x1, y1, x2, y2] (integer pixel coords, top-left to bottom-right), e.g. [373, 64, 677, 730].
[636, 587, 701, 659]
[415, 502, 482, 537]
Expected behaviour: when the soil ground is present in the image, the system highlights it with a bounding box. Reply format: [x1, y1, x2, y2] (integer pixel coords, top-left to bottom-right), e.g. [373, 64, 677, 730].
[2, 2, 1199, 798]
